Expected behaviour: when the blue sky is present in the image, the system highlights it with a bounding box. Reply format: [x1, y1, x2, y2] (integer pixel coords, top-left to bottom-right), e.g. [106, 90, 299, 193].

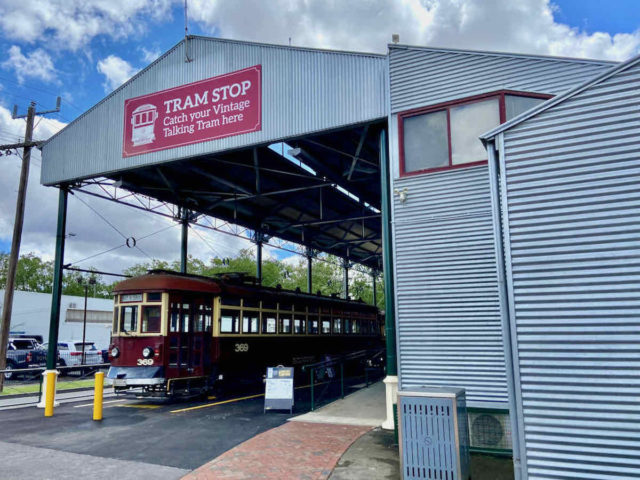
[0, 0, 638, 267]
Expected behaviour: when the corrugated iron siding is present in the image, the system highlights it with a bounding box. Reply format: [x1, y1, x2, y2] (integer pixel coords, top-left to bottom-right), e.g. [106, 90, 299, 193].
[501, 61, 640, 478]
[389, 46, 613, 113]
[42, 38, 386, 185]
[393, 166, 507, 405]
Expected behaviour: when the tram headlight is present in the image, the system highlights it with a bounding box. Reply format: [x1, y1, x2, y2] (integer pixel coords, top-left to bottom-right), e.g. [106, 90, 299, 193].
[142, 347, 154, 359]
[110, 347, 120, 358]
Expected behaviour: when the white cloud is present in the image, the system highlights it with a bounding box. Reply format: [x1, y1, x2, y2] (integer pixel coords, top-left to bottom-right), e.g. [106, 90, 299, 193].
[97, 55, 139, 92]
[0, 105, 247, 275]
[0, 0, 175, 52]
[140, 46, 162, 64]
[188, 0, 640, 61]
[2, 46, 57, 84]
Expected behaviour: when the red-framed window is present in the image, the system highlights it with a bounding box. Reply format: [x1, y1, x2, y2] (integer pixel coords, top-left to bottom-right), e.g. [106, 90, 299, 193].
[398, 90, 551, 177]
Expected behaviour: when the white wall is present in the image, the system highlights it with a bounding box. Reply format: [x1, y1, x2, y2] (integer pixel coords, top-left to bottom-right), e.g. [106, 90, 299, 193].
[0, 290, 114, 348]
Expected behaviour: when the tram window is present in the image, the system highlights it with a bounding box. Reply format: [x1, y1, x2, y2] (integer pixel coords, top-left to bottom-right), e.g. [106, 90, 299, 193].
[280, 315, 292, 334]
[170, 303, 180, 333]
[181, 306, 190, 333]
[220, 310, 239, 333]
[352, 319, 361, 334]
[142, 306, 162, 333]
[147, 292, 162, 302]
[120, 306, 138, 333]
[112, 307, 119, 333]
[262, 300, 277, 310]
[321, 319, 331, 334]
[279, 304, 292, 313]
[243, 314, 259, 333]
[294, 317, 306, 334]
[333, 318, 342, 334]
[222, 297, 241, 307]
[344, 318, 351, 334]
[243, 299, 260, 308]
[308, 316, 318, 334]
[196, 304, 212, 332]
[263, 315, 276, 334]
[308, 306, 318, 314]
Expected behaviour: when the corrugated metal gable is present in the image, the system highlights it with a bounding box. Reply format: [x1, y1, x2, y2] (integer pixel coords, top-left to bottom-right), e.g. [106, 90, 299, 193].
[500, 58, 640, 479]
[393, 166, 508, 405]
[389, 46, 613, 113]
[42, 37, 387, 185]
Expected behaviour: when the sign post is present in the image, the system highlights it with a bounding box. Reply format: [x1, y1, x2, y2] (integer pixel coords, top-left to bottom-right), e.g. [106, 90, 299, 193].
[264, 366, 294, 413]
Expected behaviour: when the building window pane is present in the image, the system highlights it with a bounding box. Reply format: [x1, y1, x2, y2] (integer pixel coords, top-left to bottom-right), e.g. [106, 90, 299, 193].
[142, 306, 162, 333]
[450, 98, 499, 165]
[403, 110, 449, 172]
[505, 95, 546, 120]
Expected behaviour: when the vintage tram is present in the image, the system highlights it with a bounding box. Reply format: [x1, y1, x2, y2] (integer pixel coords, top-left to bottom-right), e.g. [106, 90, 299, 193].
[106, 270, 383, 396]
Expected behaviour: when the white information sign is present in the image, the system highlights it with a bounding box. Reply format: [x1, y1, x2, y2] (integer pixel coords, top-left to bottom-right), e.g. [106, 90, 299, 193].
[264, 366, 294, 413]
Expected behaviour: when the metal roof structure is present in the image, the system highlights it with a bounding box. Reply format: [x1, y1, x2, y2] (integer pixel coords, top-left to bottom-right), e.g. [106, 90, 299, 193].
[41, 36, 388, 269]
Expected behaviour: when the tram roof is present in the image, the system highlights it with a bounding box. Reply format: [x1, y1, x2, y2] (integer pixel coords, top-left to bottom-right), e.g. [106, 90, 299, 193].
[41, 36, 387, 268]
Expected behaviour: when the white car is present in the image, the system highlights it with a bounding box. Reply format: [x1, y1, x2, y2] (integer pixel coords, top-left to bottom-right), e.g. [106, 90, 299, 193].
[41, 340, 103, 372]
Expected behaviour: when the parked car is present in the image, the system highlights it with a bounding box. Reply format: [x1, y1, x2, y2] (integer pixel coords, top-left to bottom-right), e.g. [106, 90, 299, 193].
[41, 340, 103, 374]
[4, 337, 47, 380]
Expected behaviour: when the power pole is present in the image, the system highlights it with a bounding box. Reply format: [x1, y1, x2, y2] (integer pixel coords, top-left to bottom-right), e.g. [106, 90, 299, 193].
[0, 98, 60, 392]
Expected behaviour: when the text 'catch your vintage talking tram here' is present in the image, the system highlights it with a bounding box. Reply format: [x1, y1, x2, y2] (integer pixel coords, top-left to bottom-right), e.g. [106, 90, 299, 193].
[106, 270, 384, 397]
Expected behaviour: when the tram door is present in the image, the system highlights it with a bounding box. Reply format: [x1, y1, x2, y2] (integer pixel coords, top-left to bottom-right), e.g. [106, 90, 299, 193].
[168, 297, 207, 378]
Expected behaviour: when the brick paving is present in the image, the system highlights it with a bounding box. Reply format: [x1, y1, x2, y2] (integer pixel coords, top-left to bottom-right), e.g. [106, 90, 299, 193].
[183, 421, 371, 480]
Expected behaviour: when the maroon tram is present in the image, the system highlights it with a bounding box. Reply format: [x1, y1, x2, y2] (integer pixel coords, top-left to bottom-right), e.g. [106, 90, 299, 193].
[106, 270, 383, 396]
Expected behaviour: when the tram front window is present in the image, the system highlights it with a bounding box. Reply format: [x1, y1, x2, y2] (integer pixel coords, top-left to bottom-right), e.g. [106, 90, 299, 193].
[142, 306, 161, 333]
[121, 306, 138, 333]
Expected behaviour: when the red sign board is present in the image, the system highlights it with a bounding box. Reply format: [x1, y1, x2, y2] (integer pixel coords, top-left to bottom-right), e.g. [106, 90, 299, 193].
[123, 65, 262, 157]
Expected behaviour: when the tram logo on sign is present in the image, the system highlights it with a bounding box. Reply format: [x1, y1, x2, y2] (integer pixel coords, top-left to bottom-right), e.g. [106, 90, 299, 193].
[123, 65, 262, 157]
[131, 104, 158, 146]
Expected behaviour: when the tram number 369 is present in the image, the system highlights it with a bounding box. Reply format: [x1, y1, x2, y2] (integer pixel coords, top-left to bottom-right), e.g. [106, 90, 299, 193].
[137, 358, 154, 366]
[234, 343, 249, 353]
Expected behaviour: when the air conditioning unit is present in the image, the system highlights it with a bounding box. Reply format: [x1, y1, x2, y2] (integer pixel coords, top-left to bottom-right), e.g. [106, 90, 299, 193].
[398, 387, 470, 480]
[468, 409, 512, 452]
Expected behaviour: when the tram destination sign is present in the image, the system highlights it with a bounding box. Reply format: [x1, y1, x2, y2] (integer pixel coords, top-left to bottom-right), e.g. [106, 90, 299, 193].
[123, 65, 262, 157]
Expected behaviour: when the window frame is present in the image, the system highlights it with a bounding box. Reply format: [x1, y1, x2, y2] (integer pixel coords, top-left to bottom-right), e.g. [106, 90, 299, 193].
[398, 90, 551, 177]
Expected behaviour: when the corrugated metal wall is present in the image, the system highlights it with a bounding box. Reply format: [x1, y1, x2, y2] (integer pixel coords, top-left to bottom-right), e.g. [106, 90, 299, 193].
[500, 60, 640, 478]
[388, 48, 613, 407]
[389, 45, 613, 114]
[393, 166, 507, 404]
[42, 37, 386, 185]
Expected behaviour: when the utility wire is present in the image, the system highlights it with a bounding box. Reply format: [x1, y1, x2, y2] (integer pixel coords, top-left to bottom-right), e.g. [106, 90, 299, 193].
[190, 224, 224, 258]
[73, 194, 153, 261]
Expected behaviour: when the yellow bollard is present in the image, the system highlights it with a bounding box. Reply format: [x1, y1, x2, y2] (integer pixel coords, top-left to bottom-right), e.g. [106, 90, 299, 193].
[93, 371, 104, 421]
[44, 371, 56, 417]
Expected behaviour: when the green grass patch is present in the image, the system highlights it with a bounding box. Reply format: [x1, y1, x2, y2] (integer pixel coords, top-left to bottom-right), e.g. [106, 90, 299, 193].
[0, 378, 97, 396]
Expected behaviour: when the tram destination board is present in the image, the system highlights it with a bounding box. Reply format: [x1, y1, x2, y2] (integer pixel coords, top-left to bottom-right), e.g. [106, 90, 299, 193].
[264, 366, 294, 413]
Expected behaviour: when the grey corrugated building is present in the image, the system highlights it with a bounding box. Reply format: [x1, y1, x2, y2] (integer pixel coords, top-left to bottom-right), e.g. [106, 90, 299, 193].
[39, 35, 639, 479]
[482, 54, 640, 480]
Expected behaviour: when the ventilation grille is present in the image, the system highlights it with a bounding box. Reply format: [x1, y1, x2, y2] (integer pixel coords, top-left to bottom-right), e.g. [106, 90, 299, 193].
[468, 410, 512, 452]
[400, 396, 463, 480]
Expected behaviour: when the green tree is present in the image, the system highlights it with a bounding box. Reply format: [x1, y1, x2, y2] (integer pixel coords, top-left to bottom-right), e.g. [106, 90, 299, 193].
[0, 252, 113, 299]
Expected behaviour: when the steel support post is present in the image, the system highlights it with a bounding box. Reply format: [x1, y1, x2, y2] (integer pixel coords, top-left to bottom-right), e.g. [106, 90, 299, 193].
[342, 259, 349, 299]
[180, 209, 188, 274]
[372, 271, 378, 307]
[256, 238, 263, 284]
[46, 187, 68, 370]
[306, 248, 313, 294]
[379, 128, 398, 430]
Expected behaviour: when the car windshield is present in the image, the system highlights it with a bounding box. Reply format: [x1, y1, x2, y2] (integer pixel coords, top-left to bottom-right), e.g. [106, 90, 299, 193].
[12, 340, 36, 349]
